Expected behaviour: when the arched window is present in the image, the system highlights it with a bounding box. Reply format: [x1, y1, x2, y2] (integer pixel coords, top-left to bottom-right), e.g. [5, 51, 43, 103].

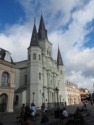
[33, 53, 36, 60]
[1, 72, 10, 87]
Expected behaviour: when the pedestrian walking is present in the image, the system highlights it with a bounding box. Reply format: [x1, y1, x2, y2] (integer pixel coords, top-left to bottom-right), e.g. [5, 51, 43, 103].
[31, 103, 36, 120]
[60, 107, 68, 123]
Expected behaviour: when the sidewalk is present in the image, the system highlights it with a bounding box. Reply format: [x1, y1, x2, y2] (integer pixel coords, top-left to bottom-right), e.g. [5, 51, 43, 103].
[84, 105, 94, 125]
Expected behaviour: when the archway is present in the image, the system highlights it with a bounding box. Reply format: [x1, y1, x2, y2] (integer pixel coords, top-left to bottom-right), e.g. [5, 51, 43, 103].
[0, 94, 8, 112]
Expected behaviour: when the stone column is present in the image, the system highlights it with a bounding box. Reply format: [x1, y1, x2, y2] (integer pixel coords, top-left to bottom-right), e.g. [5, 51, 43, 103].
[7, 91, 14, 112]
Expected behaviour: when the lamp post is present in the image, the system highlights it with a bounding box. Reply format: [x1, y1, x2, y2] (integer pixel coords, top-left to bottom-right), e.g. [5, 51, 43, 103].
[55, 87, 59, 107]
[32, 92, 35, 103]
[42, 92, 44, 103]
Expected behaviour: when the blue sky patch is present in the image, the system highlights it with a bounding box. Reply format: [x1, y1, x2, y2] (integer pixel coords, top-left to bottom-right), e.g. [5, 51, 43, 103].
[0, 0, 25, 30]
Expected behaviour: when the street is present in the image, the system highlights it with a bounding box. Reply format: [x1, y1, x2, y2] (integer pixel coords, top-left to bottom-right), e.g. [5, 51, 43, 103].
[0, 104, 94, 125]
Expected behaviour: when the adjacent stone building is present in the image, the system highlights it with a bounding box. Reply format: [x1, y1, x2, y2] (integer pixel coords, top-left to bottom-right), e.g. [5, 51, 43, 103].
[14, 15, 67, 109]
[65, 81, 81, 105]
[0, 48, 16, 112]
[79, 88, 89, 102]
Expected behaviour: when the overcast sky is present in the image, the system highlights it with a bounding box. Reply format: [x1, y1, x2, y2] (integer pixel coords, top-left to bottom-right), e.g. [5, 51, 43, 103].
[0, 0, 94, 91]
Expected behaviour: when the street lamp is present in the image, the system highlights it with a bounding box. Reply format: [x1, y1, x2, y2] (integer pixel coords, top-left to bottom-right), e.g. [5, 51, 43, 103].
[55, 87, 59, 107]
[32, 92, 35, 103]
[42, 92, 44, 103]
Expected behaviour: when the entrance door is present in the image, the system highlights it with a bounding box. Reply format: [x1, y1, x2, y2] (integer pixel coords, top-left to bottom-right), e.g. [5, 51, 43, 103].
[0, 94, 8, 112]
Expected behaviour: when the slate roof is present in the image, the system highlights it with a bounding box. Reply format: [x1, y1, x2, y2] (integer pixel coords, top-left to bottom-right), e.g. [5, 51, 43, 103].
[0, 48, 6, 60]
[29, 23, 39, 47]
[29, 15, 48, 48]
[0, 48, 13, 63]
[38, 15, 48, 40]
[57, 47, 64, 66]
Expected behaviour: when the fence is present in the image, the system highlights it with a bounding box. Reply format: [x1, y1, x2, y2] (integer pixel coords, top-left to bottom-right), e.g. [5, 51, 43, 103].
[45, 102, 65, 109]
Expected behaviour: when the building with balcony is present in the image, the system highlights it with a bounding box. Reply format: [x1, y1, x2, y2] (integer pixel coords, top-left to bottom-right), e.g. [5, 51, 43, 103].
[65, 81, 81, 105]
[79, 88, 89, 102]
[0, 48, 16, 112]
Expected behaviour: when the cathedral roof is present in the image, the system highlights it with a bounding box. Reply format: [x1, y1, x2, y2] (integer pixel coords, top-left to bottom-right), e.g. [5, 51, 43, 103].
[29, 22, 39, 47]
[38, 15, 48, 40]
[0, 48, 5, 60]
[57, 47, 64, 66]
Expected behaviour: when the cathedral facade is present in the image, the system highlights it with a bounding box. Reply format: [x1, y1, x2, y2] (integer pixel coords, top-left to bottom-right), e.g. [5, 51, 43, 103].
[15, 15, 67, 109]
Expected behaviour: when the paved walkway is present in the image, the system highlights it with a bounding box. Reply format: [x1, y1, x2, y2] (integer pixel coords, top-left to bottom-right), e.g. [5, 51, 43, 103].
[0, 104, 94, 125]
[84, 105, 94, 125]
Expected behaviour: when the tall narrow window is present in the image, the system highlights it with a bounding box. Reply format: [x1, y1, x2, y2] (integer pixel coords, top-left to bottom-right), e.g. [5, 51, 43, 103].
[33, 53, 36, 60]
[39, 73, 41, 80]
[24, 75, 27, 84]
[1, 72, 9, 87]
[28, 54, 30, 61]
[39, 54, 41, 60]
[47, 50, 49, 54]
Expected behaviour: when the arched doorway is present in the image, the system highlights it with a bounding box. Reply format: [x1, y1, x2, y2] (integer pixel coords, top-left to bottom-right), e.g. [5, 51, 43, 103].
[0, 94, 8, 112]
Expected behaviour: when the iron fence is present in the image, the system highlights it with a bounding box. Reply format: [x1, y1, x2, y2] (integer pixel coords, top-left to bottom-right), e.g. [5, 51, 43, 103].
[45, 102, 65, 109]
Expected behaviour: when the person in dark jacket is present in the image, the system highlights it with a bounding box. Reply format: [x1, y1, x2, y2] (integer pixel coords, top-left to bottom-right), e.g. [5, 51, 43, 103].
[41, 111, 49, 124]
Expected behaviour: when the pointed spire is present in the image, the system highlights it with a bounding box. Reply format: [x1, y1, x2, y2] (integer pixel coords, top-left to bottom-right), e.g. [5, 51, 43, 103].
[29, 19, 39, 47]
[57, 46, 64, 66]
[38, 14, 48, 40]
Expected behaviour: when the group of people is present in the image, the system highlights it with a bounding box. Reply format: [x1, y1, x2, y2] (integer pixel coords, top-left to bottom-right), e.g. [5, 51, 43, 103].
[18, 103, 49, 124]
[18, 102, 88, 125]
[60, 103, 87, 124]
[18, 103, 36, 123]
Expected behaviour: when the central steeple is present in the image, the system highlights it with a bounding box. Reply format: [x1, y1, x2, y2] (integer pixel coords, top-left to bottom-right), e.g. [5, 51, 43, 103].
[38, 15, 48, 40]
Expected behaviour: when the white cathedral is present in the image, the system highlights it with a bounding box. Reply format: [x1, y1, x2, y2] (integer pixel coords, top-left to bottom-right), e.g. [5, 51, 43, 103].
[15, 15, 67, 109]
